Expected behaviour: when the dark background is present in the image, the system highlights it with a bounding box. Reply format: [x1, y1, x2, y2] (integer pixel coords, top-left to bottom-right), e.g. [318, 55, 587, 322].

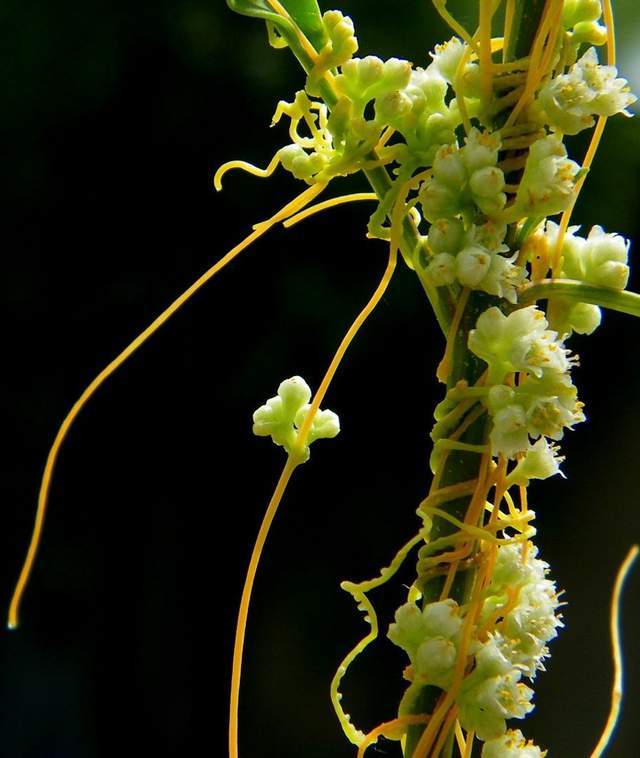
[1, 1, 639, 756]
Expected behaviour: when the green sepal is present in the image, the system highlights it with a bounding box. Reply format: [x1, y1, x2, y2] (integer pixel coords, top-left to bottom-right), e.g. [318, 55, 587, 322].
[226, 0, 328, 55]
[520, 279, 640, 318]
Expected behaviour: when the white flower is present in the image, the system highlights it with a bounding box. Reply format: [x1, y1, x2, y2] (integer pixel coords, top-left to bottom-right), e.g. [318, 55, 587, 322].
[481, 252, 528, 304]
[415, 636, 457, 688]
[482, 729, 546, 757]
[389, 599, 462, 688]
[423, 598, 463, 639]
[430, 36, 466, 84]
[458, 667, 534, 741]
[513, 136, 580, 217]
[505, 438, 564, 487]
[388, 602, 429, 661]
[491, 404, 529, 458]
[468, 306, 556, 384]
[539, 47, 636, 135]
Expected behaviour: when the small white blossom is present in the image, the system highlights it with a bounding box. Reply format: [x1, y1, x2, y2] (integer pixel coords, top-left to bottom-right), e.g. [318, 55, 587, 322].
[513, 136, 580, 217]
[415, 636, 457, 688]
[482, 729, 546, 757]
[505, 438, 564, 486]
[491, 403, 530, 458]
[458, 667, 534, 741]
[469, 306, 570, 384]
[423, 598, 463, 639]
[389, 599, 462, 689]
[539, 48, 636, 135]
[481, 251, 528, 304]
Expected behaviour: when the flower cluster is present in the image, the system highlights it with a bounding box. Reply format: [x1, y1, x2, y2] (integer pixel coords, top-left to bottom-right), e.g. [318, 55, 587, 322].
[389, 541, 559, 751]
[425, 218, 527, 302]
[468, 306, 583, 463]
[252, 376, 340, 461]
[538, 47, 636, 136]
[543, 221, 631, 335]
[509, 136, 580, 219]
[482, 729, 546, 758]
[420, 128, 506, 222]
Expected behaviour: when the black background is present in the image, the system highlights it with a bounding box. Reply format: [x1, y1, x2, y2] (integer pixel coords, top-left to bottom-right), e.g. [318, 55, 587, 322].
[1, 1, 639, 756]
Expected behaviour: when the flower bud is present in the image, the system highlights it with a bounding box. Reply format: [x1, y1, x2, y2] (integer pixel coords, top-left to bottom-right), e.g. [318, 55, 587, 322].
[457, 245, 493, 287]
[428, 217, 465, 255]
[426, 253, 456, 286]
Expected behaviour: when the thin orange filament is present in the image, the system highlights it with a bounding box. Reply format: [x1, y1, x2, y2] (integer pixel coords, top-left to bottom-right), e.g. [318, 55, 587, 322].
[7, 181, 327, 631]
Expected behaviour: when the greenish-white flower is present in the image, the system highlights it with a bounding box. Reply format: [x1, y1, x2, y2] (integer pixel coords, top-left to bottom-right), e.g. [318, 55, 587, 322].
[543, 221, 630, 334]
[389, 599, 462, 689]
[468, 306, 571, 384]
[482, 729, 546, 757]
[539, 48, 636, 135]
[457, 667, 534, 741]
[512, 136, 580, 217]
[490, 402, 530, 458]
[505, 438, 564, 486]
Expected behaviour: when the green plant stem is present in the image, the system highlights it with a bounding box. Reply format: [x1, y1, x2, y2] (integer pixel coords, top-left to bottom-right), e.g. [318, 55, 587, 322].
[404, 2, 548, 754]
[520, 279, 640, 317]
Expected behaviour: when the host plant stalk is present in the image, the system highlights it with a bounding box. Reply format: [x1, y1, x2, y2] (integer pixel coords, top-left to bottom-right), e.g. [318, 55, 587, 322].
[404, 7, 548, 754]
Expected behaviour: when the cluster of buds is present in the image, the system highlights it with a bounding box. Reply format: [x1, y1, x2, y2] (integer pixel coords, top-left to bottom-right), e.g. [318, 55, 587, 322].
[468, 306, 583, 466]
[425, 218, 527, 302]
[543, 221, 631, 335]
[389, 541, 560, 753]
[420, 129, 507, 222]
[538, 47, 636, 135]
[252, 376, 340, 461]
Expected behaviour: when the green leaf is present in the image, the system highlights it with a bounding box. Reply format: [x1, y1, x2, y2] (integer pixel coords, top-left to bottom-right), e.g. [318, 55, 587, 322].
[226, 0, 327, 55]
[520, 279, 640, 318]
